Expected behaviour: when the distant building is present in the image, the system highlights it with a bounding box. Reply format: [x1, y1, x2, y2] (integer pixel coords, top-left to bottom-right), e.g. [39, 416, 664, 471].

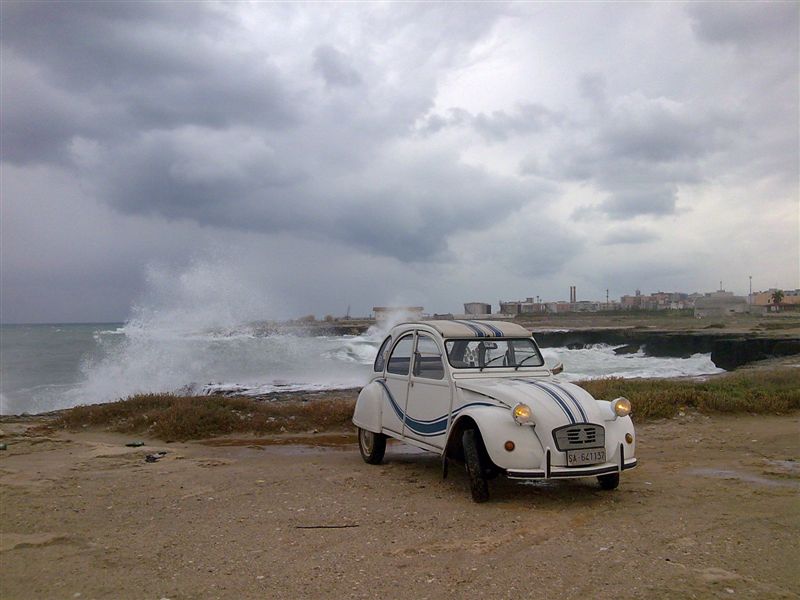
[750, 289, 800, 312]
[372, 306, 424, 322]
[464, 302, 492, 316]
[621, 290, 691, 310]
[499, 297, 545, 315]
[694, 291, 748, 318]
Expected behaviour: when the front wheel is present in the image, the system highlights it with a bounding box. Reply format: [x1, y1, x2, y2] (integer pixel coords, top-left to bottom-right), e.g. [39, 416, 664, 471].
[462, 429, 490, 503]
[358, 428, 386, 465]
[597, 473, 620, 490]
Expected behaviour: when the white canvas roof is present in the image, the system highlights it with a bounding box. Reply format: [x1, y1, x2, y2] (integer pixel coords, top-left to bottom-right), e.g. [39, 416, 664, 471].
[400, 320, 532, 338]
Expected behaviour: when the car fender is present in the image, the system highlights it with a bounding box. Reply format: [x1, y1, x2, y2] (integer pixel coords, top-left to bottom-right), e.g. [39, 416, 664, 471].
[352, 379, 383, 433]
[444, 405, 546, 473]
[601, 410, 636, 460]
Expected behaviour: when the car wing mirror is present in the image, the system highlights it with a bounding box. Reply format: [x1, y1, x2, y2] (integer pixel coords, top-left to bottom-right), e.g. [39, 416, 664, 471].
[551, 362, 564, 375]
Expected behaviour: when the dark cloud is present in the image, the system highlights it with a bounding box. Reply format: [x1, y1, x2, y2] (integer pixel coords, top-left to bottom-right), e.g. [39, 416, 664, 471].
[688, 2, 799, 47]
[1, 2, 298, 166]
[418, 103, 558, 141]
[2, 2, 528, 264]
[313, 45, 362, 88]
[523, 85, 742, 220]
[1, 2, 797, 322]
[599, 186, 677, 219]
[600, 227, 659, 246]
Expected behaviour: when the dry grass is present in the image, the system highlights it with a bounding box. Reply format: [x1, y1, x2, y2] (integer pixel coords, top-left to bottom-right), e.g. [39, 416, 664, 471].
[54, 369, 800, 440]
[56, 392, 358, 441]
[576, 368, 800, 420]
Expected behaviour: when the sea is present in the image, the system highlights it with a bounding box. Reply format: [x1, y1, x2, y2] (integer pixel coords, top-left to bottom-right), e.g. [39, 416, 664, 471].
[0, 321, 724, 415]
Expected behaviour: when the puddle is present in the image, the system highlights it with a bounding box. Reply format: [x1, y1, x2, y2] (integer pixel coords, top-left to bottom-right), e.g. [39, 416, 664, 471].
[689, 468, 800, 489]
[202, 434, 356, 448]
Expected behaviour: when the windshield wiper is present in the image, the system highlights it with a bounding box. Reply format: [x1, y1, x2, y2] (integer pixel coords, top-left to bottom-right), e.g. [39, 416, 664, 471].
[514, 354, 540, 371]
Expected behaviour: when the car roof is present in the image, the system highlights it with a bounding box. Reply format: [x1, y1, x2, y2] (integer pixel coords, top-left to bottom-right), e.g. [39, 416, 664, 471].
[393, 319, 531, 339]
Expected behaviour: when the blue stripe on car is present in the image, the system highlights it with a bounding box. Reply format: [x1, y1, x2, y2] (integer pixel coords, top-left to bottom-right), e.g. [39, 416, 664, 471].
[543, 381, 588, 422]
[376, 380, 494, 437]
[514, 379, 576, 424]
[455, 320, 486, 337]
[475, 320, 504, 337]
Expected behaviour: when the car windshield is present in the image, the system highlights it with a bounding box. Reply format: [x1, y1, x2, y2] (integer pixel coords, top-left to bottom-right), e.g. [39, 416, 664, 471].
[444, 338, 544, 369]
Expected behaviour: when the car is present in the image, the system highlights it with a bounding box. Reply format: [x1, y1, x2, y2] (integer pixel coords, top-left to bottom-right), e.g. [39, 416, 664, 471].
[352, 320, 637, 502]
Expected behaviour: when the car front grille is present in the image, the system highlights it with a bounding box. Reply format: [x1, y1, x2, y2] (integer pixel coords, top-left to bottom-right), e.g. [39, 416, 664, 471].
[552, 424, 605, 451]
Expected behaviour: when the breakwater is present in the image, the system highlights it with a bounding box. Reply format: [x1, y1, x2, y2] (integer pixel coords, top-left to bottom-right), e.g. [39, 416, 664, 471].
[531, 329, 800, 371]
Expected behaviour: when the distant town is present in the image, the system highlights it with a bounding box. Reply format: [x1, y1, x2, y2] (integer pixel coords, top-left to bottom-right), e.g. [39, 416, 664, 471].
[366, 286, 799, 322]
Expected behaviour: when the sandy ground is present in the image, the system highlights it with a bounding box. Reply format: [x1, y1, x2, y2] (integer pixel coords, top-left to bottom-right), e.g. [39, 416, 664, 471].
[1, 413, 798, 600]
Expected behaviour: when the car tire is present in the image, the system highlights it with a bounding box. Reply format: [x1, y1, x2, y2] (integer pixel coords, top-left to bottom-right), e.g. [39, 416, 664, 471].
[358, 428, 386, 465]
[462, 429, 490, 503]
[597, 473, 620, 490]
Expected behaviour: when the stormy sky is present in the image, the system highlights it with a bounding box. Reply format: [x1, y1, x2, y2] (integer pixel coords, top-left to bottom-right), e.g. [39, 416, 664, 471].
[2, 1, 798, 323]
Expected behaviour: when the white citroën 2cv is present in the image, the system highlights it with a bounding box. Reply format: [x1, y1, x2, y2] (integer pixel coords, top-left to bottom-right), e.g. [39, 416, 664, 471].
[353, 320, 637, 502]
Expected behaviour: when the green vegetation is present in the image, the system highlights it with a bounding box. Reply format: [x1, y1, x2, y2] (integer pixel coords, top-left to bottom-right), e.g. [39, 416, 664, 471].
[771, 289, 785, 307]
[54, 369, 800, 441]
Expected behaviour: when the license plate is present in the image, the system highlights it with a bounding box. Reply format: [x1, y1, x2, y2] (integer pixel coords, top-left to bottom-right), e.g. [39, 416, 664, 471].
[566, 448, 606, 467]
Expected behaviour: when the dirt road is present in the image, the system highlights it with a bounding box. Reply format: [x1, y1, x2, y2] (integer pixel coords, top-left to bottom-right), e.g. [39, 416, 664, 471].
[1, 412, 798, 599]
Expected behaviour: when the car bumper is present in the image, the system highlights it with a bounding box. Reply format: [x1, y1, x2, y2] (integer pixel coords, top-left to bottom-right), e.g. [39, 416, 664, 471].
[505, 456, 638, 480]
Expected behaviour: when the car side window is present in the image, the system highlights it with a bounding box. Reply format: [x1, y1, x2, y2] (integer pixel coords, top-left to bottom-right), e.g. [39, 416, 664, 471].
[386, 335, 414, 375]
[373, 336, 392, 372]
[413, 334, 445, 380]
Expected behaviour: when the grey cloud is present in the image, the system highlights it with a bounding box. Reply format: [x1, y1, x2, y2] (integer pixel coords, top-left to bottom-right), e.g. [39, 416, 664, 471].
[600, 99, 735, 163]
[573, 184, 679, 221]
[2, 2, 797, 323]
[97, 127, 539, 261]
[448, 207, 584, 279]
[2, 2, 528, 266]
[1, 2, 298, 166]
[542, 82, 741, 220]
[578, 73, 608, 111]
[313, 45, 362, 88]
[1, 54, 101, 164]
[1, 2, 234, 87]
[418, 103, 558, 141]
[98, 127, 305, 225]
[328, 163, 544, 261]
[600, 227, 659, 246]
[688, 2, 799, 47]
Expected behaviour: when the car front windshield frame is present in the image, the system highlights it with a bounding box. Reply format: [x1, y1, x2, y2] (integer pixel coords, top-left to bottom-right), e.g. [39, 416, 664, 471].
[444, 338, 544, 369]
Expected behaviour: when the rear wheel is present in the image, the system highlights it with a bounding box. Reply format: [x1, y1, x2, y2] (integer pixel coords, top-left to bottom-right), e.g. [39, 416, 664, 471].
[462, 429, 490, 503]
[597, 473, 620, 490]
[358, 428, 386, 465]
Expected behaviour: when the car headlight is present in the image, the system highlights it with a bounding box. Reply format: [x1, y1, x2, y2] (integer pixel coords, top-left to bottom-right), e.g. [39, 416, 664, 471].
[612, 397, 632, 417]
[512, 403, 533, 425]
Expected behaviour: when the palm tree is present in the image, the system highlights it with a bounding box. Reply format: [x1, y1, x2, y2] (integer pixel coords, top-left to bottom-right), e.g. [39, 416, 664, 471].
[771, 289, 784, 311]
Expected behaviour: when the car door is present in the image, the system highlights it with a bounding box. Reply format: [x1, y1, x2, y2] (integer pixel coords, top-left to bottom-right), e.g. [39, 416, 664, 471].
[404, 333, 451, 448]
[382, 333, 414, 436]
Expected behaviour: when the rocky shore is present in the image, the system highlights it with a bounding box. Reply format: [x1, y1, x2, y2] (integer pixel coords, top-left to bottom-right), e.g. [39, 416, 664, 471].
[530, 329, 800, 371]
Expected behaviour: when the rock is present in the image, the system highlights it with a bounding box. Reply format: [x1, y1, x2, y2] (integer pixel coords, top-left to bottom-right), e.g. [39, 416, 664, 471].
[613, 344, 640, 355]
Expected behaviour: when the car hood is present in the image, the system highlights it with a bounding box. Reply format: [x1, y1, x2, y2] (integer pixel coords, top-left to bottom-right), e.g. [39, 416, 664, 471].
[455, 377, 604, 426]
